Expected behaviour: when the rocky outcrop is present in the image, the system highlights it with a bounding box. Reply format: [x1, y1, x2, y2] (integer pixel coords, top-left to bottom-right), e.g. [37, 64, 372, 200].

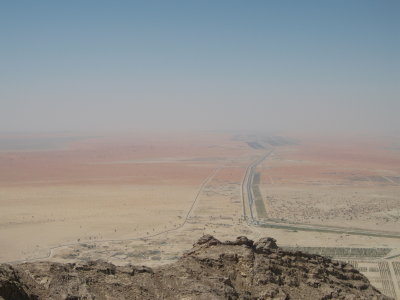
[0, 236, 392, 300]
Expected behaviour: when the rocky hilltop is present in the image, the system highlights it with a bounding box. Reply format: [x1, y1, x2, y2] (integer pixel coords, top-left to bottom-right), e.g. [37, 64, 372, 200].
[0, 235, 392, 300]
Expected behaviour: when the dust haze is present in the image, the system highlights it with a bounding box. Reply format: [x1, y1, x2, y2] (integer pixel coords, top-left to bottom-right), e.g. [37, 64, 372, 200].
[1, 1, 400, 299]
[1, 2, 399, 135]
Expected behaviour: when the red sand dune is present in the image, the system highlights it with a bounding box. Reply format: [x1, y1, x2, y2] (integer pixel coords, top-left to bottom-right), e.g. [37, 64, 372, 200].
[0, 132, 248, 186]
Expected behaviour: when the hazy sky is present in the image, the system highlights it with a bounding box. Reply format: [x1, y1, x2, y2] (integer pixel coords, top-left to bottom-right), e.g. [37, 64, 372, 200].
[1, 1, 399, 133]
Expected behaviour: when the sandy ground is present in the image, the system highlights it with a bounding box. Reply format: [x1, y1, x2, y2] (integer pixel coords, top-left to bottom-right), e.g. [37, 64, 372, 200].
[1, 132, 400, 298]
[257, 135, 400, 232]
[260, 184, 400, 231]
[0, 184, 199, 262]
[0, 132, 251, 263]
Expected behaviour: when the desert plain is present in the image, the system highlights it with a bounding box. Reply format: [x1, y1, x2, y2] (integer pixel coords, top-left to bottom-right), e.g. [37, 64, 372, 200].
[0, 131, 400, 298]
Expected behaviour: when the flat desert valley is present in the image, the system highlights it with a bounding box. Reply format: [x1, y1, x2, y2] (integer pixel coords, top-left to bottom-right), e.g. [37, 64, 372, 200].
[1, 131, 400, 298]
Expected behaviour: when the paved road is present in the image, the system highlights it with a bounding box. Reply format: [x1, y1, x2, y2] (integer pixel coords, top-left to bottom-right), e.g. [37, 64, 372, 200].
[241, 150, 400, 240]
[241, 150, 273, 222]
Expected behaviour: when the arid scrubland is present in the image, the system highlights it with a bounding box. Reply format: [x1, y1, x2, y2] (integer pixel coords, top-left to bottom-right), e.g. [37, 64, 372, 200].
[1, 132, 400, 298]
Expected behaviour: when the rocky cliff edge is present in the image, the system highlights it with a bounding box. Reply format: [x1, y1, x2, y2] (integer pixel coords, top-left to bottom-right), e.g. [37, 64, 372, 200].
[0, 235, 392, 300]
